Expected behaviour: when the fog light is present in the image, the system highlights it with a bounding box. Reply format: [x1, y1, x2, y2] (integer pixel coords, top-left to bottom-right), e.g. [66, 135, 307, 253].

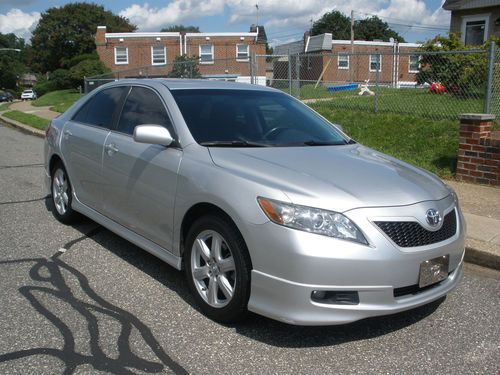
[311, 290, 359, 305]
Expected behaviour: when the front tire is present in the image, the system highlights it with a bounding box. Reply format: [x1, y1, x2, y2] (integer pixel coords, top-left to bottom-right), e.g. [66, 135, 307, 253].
[51, 162, 78, 224]
[184, 215, 252, 323]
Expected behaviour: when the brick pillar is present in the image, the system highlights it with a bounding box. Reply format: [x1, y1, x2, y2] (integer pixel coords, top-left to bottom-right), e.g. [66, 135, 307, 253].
[457, 113, 500, 186]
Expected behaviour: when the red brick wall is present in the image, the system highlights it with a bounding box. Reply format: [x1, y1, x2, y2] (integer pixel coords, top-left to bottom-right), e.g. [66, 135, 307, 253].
[185, 36, 266, 76]
[457, 114, 500, 186]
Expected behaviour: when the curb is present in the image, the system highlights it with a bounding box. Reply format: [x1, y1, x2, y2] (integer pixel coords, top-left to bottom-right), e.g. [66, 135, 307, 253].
[0, 113, 45, 138]
[465, 246, 500, 270]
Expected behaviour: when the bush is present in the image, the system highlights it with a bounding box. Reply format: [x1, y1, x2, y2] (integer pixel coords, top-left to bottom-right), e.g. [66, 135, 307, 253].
[167, 55, 202, 78]
[69, 59, 109, 87]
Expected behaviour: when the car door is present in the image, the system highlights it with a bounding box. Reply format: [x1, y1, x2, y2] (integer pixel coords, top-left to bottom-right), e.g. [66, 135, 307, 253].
[101, 85, 182, 251]
[60, 86, 126, 210]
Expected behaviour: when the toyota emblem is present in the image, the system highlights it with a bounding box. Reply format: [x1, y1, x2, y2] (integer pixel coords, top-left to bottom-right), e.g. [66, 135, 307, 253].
[426, 209, 441, 226]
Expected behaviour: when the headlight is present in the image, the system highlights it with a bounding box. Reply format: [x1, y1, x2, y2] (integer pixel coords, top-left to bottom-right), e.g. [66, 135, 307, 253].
[257, 197, 368, 245]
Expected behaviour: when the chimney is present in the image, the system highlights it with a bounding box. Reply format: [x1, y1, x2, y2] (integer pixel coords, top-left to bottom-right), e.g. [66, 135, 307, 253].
[96, 26, 106, 46]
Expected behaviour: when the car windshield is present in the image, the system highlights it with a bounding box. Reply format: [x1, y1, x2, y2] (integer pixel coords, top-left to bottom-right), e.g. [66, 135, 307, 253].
[23, 90, 33, 93]
[171, 89, 350, 147]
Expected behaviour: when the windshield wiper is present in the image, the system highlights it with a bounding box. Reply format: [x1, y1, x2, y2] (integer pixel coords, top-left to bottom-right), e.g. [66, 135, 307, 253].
[302, 140, 351, 146]
[199, 140, 272, 147]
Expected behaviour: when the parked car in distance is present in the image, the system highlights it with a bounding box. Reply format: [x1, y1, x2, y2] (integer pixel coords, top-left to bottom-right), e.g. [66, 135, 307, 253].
[44, 79, 465, 325]
[0, 91, 13, 102]
[21, 89, 37, 100]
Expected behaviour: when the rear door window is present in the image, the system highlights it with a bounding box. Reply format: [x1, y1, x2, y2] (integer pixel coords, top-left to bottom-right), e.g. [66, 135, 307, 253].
[73, 87, 126, 128]
[116, 86, 173, 135]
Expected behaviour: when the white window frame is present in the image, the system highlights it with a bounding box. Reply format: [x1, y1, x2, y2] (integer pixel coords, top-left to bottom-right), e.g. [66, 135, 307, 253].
[461, 14, 490, 45]
[199, 44, 214, 64]
[408, 55, 421, 74]
[114, 46, 128, 65]
[236, 44, 249, 61]
[151, 45, 166, 65]
[337, 54, 349, 70]
[369, 54, 382, 72]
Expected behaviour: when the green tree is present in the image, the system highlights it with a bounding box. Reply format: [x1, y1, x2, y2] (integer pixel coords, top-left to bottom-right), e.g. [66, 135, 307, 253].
[167, 55, 201, 78]
[311, 11, 404, 42]
[311, 11, 351, 39]
[161, 25, 200, 33]
[31, 3, 136, 73]
[69, 59, 109, 87]
[355, 16, 404, 42]
[416, 33, 491, 96]
[0, 33, 27, 90]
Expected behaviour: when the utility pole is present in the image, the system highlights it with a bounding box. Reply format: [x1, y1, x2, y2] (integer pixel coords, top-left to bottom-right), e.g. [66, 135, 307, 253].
[350, 10, 354, 83]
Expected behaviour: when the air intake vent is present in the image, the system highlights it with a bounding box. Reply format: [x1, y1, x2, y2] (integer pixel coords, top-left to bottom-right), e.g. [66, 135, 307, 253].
[375, 210, 457, 248]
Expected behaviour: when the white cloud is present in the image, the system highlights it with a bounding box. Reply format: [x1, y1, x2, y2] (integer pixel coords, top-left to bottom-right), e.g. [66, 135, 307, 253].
[0, 8, 40, 41]
[120, 0, 450, 43]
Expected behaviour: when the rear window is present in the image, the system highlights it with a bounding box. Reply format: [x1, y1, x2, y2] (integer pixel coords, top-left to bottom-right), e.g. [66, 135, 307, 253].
[73, 87, 126, 128]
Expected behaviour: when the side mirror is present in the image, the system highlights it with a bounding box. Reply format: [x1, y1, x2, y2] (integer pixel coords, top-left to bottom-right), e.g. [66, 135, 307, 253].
[133, 124, 173, 146]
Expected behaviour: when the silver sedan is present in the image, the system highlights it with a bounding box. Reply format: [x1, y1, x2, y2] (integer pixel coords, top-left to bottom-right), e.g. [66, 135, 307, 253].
[44, 79, 465, 325]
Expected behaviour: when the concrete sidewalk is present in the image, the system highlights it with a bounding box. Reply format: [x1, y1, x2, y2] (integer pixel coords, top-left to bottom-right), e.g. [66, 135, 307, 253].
[0, 116, 498, 269]
[9, 100, 60, 120]
[446, 180, 500, 270]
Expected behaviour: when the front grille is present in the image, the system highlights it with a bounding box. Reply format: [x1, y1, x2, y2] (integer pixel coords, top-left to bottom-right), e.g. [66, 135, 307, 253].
[375, 210, 457, 248]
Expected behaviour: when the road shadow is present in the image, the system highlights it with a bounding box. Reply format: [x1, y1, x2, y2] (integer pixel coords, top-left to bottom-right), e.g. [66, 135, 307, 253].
[0, 202, 188, 374]
[40, 196, 446, 351]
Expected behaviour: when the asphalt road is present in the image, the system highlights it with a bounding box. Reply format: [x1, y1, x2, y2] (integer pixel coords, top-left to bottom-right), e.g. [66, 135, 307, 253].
[0, 123, 499, 375]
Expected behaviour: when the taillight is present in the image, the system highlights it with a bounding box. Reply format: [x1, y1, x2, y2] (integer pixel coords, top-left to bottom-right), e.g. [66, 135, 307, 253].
[45, 121, 52, 138]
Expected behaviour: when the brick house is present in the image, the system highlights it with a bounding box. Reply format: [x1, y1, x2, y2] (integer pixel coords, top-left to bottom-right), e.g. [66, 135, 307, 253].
[273, 33, 422, 87]
[95, 25, 267, 84]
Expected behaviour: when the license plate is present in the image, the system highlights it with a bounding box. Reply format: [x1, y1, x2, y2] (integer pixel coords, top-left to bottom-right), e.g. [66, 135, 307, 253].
[419, 255, 449, 288]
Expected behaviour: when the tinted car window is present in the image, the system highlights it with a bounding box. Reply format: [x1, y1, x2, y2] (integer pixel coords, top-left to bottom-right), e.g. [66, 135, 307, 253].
[75, 87, 125, 128]
[171, 89, 347, 146]
[117, 86, 172, 135]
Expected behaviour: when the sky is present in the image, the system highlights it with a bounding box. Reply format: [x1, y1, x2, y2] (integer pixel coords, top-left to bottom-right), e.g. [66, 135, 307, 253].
[0, 0, 451, 46]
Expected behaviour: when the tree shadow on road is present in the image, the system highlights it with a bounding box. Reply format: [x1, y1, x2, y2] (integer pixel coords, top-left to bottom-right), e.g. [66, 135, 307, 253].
[0, 224, 188, 374]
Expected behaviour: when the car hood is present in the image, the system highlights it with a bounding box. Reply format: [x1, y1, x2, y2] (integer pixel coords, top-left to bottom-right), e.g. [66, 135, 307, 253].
[208, 144, 449, 212]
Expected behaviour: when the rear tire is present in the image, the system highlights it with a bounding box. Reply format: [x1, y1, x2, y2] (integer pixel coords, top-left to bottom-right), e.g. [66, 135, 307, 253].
[184, 214, 252, 323]
[51, 162, 78, 224]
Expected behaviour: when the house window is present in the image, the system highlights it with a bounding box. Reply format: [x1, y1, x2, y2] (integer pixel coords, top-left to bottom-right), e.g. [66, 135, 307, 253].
[236, 44, 249, 61]
[369, 54, 381, 72]
[114, 46, 128, 65]
[200, 44, 214, 63]
[461, 15, 489, 46]
[409, 55, 420, 73]
[338, 54, 349, 69]
[151, 45, 166, 65]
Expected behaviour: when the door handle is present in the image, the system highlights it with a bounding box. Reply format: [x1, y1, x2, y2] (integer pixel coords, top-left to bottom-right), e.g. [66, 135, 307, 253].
[63, 130, 72, 139]
[105, 143, 119, 155]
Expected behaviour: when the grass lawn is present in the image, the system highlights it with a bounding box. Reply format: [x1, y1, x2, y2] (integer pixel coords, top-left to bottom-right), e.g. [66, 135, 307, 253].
[33, 89, 83, 113]
[313, 106, 459, 178]
[0, 102, 11, 111]
[2, 110, 50, 130]
[282, 84, 485, 121]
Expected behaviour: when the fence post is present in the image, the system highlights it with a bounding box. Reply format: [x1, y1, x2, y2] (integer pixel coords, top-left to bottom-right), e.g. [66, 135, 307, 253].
[250, 53, 255, 85]
[288, 54, 292, 95]
[484, 41, 495, 113]
[375, 54, 380, 113]
[295, 54, 301, 99]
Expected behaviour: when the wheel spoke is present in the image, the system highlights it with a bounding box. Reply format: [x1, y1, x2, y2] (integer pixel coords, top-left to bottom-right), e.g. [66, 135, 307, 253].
[193, 265, 209, 281]
[195, 238, 211, 262]
[211, 233, 222, 261]
[218, 256, 235, 273]
[207, 276, 218, 305]
[217, 275, 233, 299]
[62, 192, 69, 205]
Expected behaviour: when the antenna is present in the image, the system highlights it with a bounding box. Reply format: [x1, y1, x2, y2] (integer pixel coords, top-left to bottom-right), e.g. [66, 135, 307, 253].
[255, 4, 259, 26]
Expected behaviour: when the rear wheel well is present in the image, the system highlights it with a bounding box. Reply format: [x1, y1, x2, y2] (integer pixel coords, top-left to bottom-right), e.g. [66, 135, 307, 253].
[49, 154, 63, 175]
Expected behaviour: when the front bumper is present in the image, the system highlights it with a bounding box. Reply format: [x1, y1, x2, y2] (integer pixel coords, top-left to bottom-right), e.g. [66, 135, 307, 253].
[245, 195, 465, 325]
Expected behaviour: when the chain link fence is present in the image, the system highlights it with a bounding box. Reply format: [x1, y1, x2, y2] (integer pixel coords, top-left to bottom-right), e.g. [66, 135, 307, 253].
[86, 45, 500, 121]
[259, 49, 495, 121]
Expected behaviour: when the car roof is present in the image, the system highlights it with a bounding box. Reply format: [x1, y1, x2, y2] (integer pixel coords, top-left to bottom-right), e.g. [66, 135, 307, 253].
[99, 78, 278, 93]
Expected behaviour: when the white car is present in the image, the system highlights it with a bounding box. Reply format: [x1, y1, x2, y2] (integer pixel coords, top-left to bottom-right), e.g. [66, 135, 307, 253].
[21, 90, 37, 100]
